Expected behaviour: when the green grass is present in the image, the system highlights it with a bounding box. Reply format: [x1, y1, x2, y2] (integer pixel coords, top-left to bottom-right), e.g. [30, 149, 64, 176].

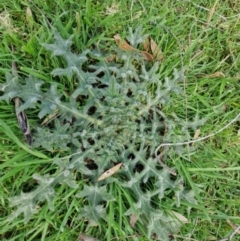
[0, 0, 240, 240]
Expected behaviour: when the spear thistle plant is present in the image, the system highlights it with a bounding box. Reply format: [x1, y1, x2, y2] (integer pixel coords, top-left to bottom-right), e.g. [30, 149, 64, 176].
[0, 27, 206, 240]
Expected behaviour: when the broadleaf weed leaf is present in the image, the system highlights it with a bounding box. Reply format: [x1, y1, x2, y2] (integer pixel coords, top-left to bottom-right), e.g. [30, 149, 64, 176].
[1, 28, 203, 240]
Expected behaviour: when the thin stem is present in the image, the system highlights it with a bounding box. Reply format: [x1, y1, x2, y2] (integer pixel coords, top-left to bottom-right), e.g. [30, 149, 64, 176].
[155, 112, 240, 174]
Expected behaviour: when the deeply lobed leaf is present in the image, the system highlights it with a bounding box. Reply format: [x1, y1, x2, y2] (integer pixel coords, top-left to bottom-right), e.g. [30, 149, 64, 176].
[1, 28, 207, 240]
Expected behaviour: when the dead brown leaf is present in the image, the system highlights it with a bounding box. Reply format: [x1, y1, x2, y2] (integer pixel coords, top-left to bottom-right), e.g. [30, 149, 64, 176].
[26, 7, 34, 28]
[78, 234, 100, 241]
[142, 37, 150, 52]
[105, 54, 116, 62]
[227, 219, 240, 234]
[193, 129, 201, 140]
[141, 51, 154, 63]
[192, 129, 201, 146]
[98, 163, 122, 181]
[130, 213, 138, 227]
[150, 38, 164, 61]
[207, 71, 225, 78]
[114, 34, 154, 63]
[171, 211, 189, 223]
[114, 34, 136, 51]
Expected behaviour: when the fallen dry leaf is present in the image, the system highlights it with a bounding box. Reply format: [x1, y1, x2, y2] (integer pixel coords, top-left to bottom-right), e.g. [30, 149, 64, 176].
[192, 129, 201, 146]
[78, 234, 100, 241]
[141, 51, 154, 63]
[171, 211, 189, 223]
[26, 7, 34, 28]
[166, 211, 189, 234]
[105, 54, 116, 62]
[226, 219, 240, 234]
[130, 213, 138, 227]
[98, 163, 122, 181]
[142, 37, 150, 52]
[114, 34, 136, 51]
[114, 34, 154, 62]
[193, 129, 201, 139]
[150, 38, 164, 61]
[205, 71, 225, 78]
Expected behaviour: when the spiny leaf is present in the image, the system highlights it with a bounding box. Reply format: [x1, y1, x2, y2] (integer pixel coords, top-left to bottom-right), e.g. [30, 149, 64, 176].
[43, 33, 89, 78]
[76, 185, 115, 205]
[78, 205, 107, 227]
[0, 72, 21, 102]
[126, 26, 148, 47]
[1, 28, 205, 240]
[154, 169, 175, 199]
[7, 192, 37, 223]
[42, 32, 74, 56]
